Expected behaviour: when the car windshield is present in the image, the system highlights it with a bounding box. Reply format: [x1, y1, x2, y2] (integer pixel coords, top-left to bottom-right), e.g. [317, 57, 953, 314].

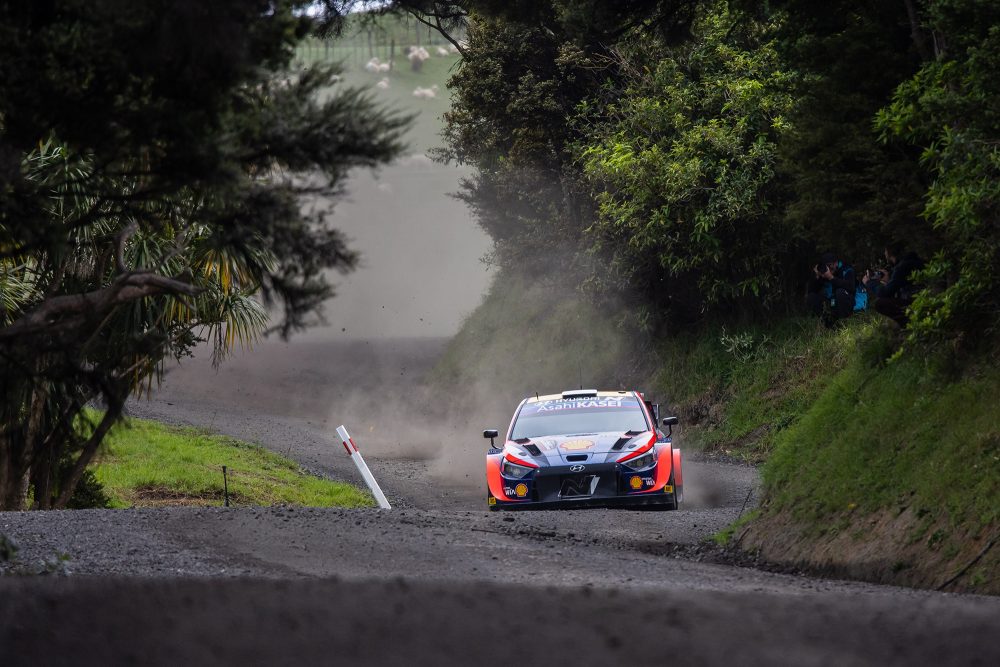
[510, 396, 648, 439]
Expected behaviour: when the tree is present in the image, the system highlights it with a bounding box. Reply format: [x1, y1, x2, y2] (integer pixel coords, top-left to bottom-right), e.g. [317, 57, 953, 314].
[0, 0, 409, 509]
[875, 0, 1000, 347]
[433, 1, 700, 273]
[750, 0, 929, 266]
[577, 4, 796, 321]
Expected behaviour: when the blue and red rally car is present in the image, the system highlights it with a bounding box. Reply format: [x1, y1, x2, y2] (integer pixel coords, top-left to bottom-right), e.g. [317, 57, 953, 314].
[484, 390, 683, 510]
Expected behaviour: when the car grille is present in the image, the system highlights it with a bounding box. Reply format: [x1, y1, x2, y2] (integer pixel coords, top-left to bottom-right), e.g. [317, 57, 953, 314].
[533, 463, 619, 502]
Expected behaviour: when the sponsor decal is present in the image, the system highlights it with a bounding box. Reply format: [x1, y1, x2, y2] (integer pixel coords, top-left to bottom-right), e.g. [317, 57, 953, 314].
[642, 476, 654, 486]
[629, 476, 643, 490]
[536, 398, 625, 412]
[561, 439, 595, 451]
[520, 397, 640, 415]
[514, 483, 529, 498]
[504, 487, 516, 496]
[663, 485, 673, 494]
[488, 496, 497, 506]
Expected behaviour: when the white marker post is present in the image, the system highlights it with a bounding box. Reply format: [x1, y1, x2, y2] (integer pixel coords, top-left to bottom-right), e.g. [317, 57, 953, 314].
[336, 425, 391, 510]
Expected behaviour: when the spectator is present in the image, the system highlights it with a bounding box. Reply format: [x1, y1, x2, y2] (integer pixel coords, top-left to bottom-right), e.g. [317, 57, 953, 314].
[806, 252, 856, 327]
[863, 241, 924, 327]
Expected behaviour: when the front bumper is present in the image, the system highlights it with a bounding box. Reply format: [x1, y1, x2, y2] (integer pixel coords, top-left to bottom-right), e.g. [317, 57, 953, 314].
[489, 492, 678, 510]
[488, 461, 678, 511]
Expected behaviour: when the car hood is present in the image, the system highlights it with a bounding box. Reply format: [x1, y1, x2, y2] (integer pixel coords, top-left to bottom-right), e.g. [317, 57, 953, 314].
[504, 431, 654, 467]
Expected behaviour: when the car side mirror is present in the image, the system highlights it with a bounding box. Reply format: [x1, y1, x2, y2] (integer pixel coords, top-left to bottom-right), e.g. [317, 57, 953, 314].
[483, 429, 499, 447]
[661, 416, 678, 437]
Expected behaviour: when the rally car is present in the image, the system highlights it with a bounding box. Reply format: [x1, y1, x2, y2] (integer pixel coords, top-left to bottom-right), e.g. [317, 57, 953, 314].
[483, 389, 682, 510]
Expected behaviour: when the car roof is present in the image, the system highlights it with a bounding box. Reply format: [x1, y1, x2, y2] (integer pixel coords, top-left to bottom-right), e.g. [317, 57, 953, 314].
[525, 390, 636, 404]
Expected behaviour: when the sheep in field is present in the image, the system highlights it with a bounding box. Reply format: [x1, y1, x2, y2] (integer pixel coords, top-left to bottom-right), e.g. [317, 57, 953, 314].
[412, 84, 438, 99]
[407, 45, 430, 71]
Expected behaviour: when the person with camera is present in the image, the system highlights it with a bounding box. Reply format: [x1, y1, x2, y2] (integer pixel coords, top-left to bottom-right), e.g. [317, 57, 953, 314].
[863, 241, 924, 327]
[806, 252, 857, 327]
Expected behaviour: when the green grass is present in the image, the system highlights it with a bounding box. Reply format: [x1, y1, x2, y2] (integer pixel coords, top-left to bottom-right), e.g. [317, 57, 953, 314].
[762, 346, 1000, 533]
[653, 316, 882, 461]
[91, 415, 374, 509]
[296, 20, 462, 154]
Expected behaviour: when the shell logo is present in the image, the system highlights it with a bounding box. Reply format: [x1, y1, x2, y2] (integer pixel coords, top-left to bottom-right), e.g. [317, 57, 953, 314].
[514, 483, 529, 498]
[560, 440, 595, 451]
[629, 476, 643, 490]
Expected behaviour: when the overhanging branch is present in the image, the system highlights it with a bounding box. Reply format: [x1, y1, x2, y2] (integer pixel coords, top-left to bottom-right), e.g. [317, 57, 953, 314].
[0, 271, 201, 341]
[404, 3, 468, 58]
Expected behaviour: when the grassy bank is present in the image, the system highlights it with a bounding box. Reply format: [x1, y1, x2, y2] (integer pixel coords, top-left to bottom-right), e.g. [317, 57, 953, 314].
[663, 320, 998, 593]
[435, 271, 998, 593]
[652, 317, 877, 462]
[741, 344, 1000, 593]
[90, 416, 373, 509]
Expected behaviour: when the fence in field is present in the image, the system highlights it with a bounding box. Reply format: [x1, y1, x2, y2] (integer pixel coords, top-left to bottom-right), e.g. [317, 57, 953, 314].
[295, 19, 465, 71]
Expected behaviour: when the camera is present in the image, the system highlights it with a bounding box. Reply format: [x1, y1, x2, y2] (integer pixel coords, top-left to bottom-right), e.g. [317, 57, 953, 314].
[869, 269, 886, 280]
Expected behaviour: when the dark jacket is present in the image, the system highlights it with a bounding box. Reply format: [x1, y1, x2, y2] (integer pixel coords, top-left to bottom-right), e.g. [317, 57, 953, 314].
[808, 261, 856, 298]
[878, 252, 924, 300]
[829, 262, 856, 295]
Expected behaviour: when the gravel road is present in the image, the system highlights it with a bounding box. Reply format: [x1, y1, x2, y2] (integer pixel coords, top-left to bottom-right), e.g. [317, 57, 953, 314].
[2, 338, 999, 665]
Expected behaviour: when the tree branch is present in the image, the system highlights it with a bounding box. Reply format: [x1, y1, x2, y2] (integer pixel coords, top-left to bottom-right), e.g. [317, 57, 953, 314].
[0, 271, 201, 341]
[406, 6, 467, 57]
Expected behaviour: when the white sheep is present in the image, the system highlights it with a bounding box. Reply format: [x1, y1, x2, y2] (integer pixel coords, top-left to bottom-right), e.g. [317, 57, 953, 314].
[436, 46, 450, 56]
[364, 57, 381, 72]
[376, 77, 390, 90]
[412, 84, 439, 99]
[407, 46, 430, 71]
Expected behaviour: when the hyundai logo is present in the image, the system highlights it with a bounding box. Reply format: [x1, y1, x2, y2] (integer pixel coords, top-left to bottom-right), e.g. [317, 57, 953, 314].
[569, 464, 586, 472]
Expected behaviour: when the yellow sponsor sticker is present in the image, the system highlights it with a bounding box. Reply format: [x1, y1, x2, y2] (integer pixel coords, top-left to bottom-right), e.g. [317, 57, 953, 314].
[663, 485, 673, 494]
[488, 496, 497, 506]
[514, 483, 528, 498]
[629, 476, 643, 490]
[561, 439, 595, 451]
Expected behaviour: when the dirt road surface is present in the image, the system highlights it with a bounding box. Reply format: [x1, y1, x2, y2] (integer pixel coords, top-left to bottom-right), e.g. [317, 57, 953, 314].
[3, 337, 1000, 665]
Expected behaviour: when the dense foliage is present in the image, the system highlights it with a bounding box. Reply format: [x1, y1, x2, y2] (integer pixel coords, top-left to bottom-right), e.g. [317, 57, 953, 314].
[577, 7, 794, 319]
[875, 2, 1000, 346]
[436, 0, 999, 342]
[0, 0, 407, 509]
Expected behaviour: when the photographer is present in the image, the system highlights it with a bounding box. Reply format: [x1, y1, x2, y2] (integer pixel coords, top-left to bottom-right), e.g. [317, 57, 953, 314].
[806, 252, 857, 326]
[863, 241, 924, 327]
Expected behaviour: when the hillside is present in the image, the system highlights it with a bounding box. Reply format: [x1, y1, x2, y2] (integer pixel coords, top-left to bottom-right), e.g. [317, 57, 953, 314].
[297, 16, 462, 154]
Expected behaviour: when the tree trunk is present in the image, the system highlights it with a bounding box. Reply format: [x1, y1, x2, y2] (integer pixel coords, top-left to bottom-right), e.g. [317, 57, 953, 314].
[902, 0, 931, 61]
[18, 383, 46, 501]
[0, 437, 22, 511]
[53, 403, 121, 509]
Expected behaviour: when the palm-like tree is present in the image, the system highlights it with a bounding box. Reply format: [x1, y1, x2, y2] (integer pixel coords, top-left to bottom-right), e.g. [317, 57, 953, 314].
[1, 142, 275, 509]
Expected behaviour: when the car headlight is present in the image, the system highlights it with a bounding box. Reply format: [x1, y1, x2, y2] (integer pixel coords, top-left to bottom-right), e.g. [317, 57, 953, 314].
[623, 451, 656, 471]
[501, 458, 534, 479]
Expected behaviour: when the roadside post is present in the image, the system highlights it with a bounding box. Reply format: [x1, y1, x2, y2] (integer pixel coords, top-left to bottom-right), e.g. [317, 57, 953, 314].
[336, 425, 392, 510]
